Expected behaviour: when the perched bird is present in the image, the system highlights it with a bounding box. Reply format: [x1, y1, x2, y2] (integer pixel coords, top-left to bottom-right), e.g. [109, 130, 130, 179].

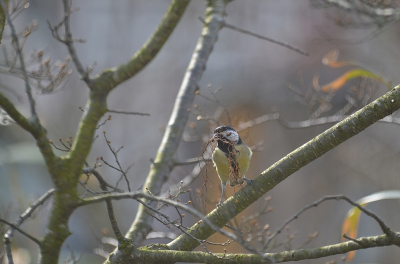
[212, 125, 253, 206]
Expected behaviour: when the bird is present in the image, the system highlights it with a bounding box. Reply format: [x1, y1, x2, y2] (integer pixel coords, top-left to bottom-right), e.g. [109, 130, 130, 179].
[212, 125, 253, 206]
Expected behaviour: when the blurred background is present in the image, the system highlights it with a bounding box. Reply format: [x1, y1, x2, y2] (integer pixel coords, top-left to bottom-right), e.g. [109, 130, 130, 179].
[1, 0, 400, 263]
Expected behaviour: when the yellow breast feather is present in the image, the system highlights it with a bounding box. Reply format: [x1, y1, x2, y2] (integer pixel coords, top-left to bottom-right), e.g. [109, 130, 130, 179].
[212, 143, 252, 184]
[235, 143, 252, 178]
[212, 147, 231, 183]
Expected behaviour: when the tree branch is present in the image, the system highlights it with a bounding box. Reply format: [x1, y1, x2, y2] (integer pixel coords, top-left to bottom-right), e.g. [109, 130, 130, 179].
[167, 84, 400, 251]
[131, 233, 400, 263]
[0, 92, 33, 130]
[37, 1, 191, 262]
[61, 0, 90, 83]
[4, 188, 54, 239]
[90, 0, 190, 92]
[3, 189, 54, 264]
[125, 0, 228, 246]
[200, 17, 309, 56]
[0, 0, 37, 118]
[80, 192, 238, 243]
[0, 93, 58, 181]
[0, 218, 41, 245]
[107, 109, 150, 116]
[67, 90, 108, 179]
[83, 167, 128, 244]
[79, 190, 400, 263]
[266, 195, 395, 248]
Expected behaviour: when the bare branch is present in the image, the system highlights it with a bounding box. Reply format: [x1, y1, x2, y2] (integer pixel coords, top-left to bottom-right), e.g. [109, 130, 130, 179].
[61, 0, 90, 83]
[64, 244, 83, 264]
[4, 188, 54, 239]
[0, 218, 41, 245]
[236, 113, 279, 131]
[129, 233, 400, 263]
[82, 167, 125, 193]
[166, 85, 400, 251]
[0, 0, 37, 118]
[266, 195, 395, 249]
[126, 0, 228, 246]
[91, 0, 190, 92]
[174, 157, 210, 166]
[0, 92, 57, 168]
[102, 131, 131, 192]
[278, 114, 400, 129]
[107, 109, 150, 116]
[80, 191, 241, 244]
[82, 166, 127, 243]
[200, 17, 309, 56]
[146, 231, 177, 240]
[3, 189, 53, 264]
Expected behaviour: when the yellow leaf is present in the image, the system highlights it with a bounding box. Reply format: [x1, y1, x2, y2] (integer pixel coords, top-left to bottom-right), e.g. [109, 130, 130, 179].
[320, 69, 387, 92]
[341, 191, 400, 262]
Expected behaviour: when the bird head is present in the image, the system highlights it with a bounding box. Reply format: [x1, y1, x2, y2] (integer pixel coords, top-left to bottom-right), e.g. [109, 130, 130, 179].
[213, 125, 240, 145]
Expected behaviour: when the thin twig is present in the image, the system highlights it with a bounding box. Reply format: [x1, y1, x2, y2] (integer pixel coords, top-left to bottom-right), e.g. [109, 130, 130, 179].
[89, 168, 125, 193]
[78, 180, 98, 195]
[3, 189, 53, 263]
[0, 218, 41, 245]
[140, 200, 230, 259]
[81, 192, 239, 241]
[0, 0, 37, 118]
[198, 17, 309, 56]
[102, 132, 132, 192]
[4, 188, 54, 252]
[64, 243, 83, 264]
[61, 0, 90, 83]
[82, 166, 127, 243]
[343, 233, 363, 245]
[266, 195, 395, 249]
[174, 157, 211, 166]
[107, 109, 150, 116]
[81, 191, 274, 262]
[278, 114, 400, 129]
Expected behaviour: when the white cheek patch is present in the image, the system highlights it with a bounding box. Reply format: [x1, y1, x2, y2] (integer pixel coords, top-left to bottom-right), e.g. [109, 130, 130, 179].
[222, 130, 239, 144]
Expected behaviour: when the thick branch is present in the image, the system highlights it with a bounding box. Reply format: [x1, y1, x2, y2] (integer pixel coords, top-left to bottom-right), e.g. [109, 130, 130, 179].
[37, 2, 190, 263]
[66, 0, 191, 184]
[0, 92, 33, 130]
[67, 91, 108, 182]
[80, 189, 400, 263]
[167, 84, 400, 251]
[132, 233, 400, 263]
[90, 0, 190, 92]
[125, 0, 227, 246]
[0, 92, 58, 178]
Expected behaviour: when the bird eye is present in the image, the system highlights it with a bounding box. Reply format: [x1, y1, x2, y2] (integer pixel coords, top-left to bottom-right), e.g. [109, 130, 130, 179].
[227, 132, 232, 136]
